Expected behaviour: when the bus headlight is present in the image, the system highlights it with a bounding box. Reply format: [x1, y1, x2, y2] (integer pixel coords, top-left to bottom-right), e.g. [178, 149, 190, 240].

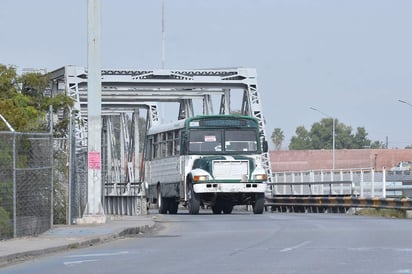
[193, 175, 209, 182]
[253, 174, 267, 181]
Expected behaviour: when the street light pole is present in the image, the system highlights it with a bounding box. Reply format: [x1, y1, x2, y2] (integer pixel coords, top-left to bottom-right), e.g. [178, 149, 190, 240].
[398, 99, 412, 108]
[310, 107, 336, 170]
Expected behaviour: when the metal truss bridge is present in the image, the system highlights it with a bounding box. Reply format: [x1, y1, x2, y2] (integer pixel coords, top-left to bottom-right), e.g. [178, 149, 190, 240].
[49, 66, 273, 218]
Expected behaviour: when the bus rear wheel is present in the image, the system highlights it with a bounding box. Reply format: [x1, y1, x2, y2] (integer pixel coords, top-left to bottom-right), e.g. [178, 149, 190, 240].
[169, 200, 179, 214]
[188, 183, 200, 214]
[222, 202, 233, 214]
[212, 204, 222, 214]
[157, 189, 167, 214]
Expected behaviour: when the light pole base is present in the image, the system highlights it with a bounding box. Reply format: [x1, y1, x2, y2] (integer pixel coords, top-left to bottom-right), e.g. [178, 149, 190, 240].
[74, 215, 107, 224]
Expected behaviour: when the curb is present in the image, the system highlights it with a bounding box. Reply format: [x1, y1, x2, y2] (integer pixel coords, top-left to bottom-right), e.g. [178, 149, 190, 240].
[0, 222, 156, 268]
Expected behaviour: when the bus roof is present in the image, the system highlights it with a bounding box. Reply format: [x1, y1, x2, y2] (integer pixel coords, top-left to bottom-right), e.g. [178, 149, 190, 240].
[146, 119, 186, 135]
[146, 114, 258, 135]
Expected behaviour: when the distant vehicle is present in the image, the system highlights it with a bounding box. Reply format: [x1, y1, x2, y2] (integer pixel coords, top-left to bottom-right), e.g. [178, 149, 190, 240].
[390, 161, 412, 172]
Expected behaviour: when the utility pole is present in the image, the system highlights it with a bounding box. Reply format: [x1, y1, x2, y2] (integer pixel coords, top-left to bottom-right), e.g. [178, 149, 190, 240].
[161, 0, 166, 69]
[81, 0, 106, 224]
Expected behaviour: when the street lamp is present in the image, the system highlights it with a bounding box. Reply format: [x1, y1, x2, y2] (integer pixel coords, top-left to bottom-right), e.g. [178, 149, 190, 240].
[310, 107, 335, 170]
[398, 99, 412, 108]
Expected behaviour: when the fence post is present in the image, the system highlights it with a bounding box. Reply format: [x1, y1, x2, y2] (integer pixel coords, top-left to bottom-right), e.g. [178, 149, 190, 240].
[12, 132, 16, 238]
[320, 170, 324, 195]
[1, 113, 17, 238]
[382, 167, 386, 198]
[360, 169, 364, 197]
[49, 106, 54, 229]
[68, 110, 73, 224]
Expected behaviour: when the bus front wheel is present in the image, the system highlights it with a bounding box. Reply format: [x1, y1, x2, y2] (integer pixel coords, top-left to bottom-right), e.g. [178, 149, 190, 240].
[253, 193, 265, 214]
[187, 183, 200, 214]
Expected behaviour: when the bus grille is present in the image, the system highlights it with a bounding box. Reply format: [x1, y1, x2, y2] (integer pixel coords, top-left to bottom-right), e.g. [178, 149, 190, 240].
[212, 160, 249, 180]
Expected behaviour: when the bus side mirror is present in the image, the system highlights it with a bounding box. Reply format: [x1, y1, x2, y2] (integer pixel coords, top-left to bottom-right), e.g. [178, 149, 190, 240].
[262, 140, 268, 153]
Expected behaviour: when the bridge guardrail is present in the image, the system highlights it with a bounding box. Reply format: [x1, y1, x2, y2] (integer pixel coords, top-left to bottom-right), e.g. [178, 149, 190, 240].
[265, 196, 412, 212]
[266, 168, 412, 211]
[270, 181, 353, 196]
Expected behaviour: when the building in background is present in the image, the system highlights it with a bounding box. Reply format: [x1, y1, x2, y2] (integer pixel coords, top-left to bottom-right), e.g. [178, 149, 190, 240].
[270, 149, 412, 172]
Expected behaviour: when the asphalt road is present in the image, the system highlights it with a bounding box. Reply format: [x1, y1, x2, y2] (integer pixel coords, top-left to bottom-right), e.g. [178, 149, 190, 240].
[2, 209, 412, 274]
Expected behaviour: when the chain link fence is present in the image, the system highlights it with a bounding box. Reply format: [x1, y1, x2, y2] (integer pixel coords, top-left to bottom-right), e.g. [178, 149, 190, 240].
[0, 132, 53, 240]
[0, 114, 143, 240]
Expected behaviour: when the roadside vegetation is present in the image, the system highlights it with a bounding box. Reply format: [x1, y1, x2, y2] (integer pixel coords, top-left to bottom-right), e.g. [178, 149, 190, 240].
[271, 119, 385, 150]
[356, 208, 407, 218]
[0, 64, 73, 237]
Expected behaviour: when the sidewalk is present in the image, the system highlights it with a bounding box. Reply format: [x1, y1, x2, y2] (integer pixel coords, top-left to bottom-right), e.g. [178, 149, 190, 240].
[0, 215, 156, 267]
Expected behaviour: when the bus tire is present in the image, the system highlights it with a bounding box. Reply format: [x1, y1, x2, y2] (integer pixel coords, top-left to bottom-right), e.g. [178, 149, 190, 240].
[188, 183, 200, 214]
[157, 189, 168, 214]
[212, 204, 222, 214]
[169, 200, 179, 214]
[222, 202, 233, 214]
[253, 193, 265, 214]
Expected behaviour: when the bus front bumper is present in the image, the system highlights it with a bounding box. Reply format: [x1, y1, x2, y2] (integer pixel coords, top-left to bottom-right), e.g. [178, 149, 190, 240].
[193, 182, 266, 194]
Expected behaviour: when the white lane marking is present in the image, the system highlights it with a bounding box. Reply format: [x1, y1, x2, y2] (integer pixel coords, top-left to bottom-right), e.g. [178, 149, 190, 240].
[280, 241, 311, 252]
[64, 259, 99, 266]
[348, 247, 412, 252]
[393, 270, 412, 274]
[64, 251, 129, 267]
[65, 251, 129, 258]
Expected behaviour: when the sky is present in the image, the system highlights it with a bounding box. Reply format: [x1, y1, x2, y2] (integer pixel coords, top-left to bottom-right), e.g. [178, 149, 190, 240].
[1, 0, 412, 149]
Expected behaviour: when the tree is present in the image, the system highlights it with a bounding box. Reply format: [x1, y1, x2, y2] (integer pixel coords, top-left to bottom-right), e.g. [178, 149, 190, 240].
[289, 126, 311, 150]
[0, 64, 73, 133]
[0, 64, 76, 228]
[271, 128, 284, 150]
[289, 118, 380, 150]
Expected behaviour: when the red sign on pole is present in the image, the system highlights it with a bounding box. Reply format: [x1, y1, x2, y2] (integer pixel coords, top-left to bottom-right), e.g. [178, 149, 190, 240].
[88, 151, 101, 170]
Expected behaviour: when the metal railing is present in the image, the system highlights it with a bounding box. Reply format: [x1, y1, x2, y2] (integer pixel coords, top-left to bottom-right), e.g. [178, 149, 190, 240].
[270, 168, 388, 198]
[266, 168, 412, 212]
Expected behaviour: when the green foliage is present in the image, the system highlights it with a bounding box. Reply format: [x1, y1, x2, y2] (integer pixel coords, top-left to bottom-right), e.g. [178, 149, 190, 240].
[271, 128, 284, 150]
[0, 181, 13, 211]
[0, 206, 12, 239]
[53, 150, 68, 225]
[0, 64, 73, 133]
[0, 180, 13, 239]
[289, 118, 381, 150]
[357, 208, 406, 218]
[0, 63, 74, 228]
[289, 126, 311, 150]
[0, 65, 18, 99]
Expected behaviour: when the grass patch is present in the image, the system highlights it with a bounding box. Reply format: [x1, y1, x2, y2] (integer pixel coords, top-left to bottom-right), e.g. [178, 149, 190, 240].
[357, 208, 407, 218]
[67, 243, 80, 249]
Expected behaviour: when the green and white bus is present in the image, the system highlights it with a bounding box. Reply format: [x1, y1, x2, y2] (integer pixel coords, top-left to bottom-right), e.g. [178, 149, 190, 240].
[143, 114, 268, 214]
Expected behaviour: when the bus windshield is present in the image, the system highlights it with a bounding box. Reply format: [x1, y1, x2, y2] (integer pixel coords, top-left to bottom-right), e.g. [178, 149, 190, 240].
[188, 129, 258, 154]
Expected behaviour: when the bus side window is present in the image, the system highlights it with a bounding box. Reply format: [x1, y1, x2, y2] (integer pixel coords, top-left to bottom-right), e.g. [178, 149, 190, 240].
[153, 134, 159, 159]
[181, 132, 188, 155]
[173, 130, 180, 155]
[167, 131, 173, 157]
[160, 132, 167, 158]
